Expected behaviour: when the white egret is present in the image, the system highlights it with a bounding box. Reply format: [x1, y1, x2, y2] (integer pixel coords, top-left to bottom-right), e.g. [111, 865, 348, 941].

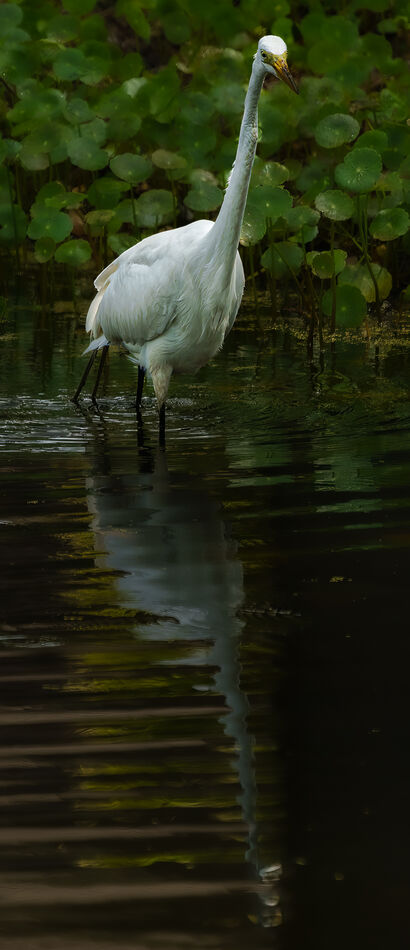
[73, 36, 297, 429]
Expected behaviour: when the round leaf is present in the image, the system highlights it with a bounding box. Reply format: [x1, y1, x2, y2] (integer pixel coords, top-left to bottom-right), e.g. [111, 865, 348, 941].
[261, 242, 304, 279]
[87, 177, 129, 209]
[34, 237, 55, 263]
[28, 209, 72, 243]
[315, 113, 360, 149]
[65, 98, 95, 125]
[240, 208, 266, 246]
[338, 263, 392, 302]
[110, 153, 153, 184]
[152, 150, 187, 172]
[369, 208, 409, 241]
[135, 190, 174, 228]
[352, 130, 388, 152]
[322, 285, 367, 327]
[322, 284, 367, 329]
[67, 138, 108, 171]
[315, 189, 354, 221]
[248, 186, 292, 222]
[335, 148, 382, 193]
[286, 205, 320, 231]
[252, 160, 290, 187]
[184, 183, 222, 212]
[307, 249, 347, 279]
[55, 239, 92, 265]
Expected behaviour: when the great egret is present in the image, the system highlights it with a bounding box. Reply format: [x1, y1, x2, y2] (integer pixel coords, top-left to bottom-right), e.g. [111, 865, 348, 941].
[73, 35, 297, 429]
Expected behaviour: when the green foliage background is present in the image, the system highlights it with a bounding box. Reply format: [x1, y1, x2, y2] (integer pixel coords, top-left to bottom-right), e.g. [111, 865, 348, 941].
[0, 0, 409, 325]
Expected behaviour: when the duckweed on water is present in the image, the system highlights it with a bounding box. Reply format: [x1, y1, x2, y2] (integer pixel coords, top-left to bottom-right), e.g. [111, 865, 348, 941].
[0, 0, 409, 331]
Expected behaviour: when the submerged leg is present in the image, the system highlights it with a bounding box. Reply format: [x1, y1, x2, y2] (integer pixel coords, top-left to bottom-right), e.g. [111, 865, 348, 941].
[159, 403, 166, 446]
[136, 365, 145, 412]
[72, 349, 97, 403]
[91, 345, 109, 404]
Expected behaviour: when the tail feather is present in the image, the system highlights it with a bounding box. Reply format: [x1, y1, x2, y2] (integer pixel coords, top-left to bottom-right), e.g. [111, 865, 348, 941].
[85, 286, 106, 335]
[83, 334, 109, 356]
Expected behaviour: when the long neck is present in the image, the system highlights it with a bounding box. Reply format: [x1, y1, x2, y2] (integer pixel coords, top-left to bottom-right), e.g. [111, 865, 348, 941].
[204, 57, 265, 273]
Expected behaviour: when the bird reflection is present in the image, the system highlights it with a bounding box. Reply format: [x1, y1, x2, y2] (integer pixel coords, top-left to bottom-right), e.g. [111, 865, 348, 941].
[83, 410, 280, 925]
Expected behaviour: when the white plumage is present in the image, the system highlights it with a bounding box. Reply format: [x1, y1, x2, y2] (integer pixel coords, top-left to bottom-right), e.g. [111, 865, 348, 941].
[75, 35, 297, 420]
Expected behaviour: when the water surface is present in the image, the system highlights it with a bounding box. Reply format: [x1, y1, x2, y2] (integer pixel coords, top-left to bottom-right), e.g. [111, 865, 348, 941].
[1, 285, 410, 949]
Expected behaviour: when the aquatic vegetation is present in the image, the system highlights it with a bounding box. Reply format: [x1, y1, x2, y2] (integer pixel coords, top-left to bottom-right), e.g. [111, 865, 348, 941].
[0, 0, 409, 328]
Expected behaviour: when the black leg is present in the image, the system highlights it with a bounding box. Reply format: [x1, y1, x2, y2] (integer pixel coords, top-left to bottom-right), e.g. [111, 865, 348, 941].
[91, 345, 109, 404]
[159, 403, 166, 446]
[72, 349, 97, 403]
[136, 365, 145, 412]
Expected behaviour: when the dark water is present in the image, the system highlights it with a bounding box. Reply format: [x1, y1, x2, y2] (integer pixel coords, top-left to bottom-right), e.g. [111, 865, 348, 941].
[1, 285, 410, 949]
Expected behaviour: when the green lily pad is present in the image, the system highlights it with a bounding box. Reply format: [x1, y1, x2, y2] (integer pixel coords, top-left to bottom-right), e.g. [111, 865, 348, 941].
[162, 11, 190, 44]
[135, 190, 174, 228]
[307, 249, 347, 279]
[0, 139, 21, 164]
[339, 263, 392, 302]
[34, 237, 56, 263]
[285, 205, 320, 231]
[110, 153, 153, 184]
[85, 209, 115, 230]
[184, 183, 223, 212]
[45, 14, 79, 44]
[152, 150, 187, 171]
[314, 189, 354, 221]
[261, 242, 304, 279]
[31, 182, 66, 211]
[67, 138, 108, 171]
[240, 208, 266, 246]
[65, 98, 95, 125]
[28, 209, 72, 243]
[87, 177, 129, 209]
[0, 4, 23, 30]
[335, 148, 382, 193]
[352, 130, 388, 152]
[248, 186, 292, 223]
[107, 115, 142, 142]
[108, 233, 137, 256]
[53, 48, 89, 82]
[180, 92, 215, 126]
[369, 208, 409, 241]
[54, 239, 92, 265]
[315, 113, 360, 149]
[19, 148, 49, 172]
[322, 284, 367, 327]
[252, 160, 290, 187]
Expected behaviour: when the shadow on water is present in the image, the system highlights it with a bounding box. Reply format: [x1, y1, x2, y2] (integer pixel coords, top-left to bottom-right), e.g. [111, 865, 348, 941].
[1, 289, 410, 948]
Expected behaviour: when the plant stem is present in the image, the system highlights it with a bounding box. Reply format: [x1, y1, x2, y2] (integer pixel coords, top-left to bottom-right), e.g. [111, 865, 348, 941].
[330, 220, 336, 333]
[357, 194, 380, 317]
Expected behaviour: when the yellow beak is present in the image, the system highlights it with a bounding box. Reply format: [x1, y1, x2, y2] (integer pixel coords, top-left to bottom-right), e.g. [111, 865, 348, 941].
[271, 55, 299, 94]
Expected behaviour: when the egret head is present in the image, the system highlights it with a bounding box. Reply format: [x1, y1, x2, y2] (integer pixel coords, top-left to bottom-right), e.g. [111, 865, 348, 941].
[257, 35, 298, 94]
